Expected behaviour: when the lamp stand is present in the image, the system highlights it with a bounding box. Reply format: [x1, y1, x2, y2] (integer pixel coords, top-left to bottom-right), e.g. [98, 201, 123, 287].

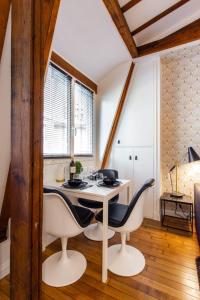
[170, 162, 184, 198]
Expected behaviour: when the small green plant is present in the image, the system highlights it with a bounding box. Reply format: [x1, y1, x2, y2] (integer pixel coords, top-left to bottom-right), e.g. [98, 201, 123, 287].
[75, 161, 83, 174]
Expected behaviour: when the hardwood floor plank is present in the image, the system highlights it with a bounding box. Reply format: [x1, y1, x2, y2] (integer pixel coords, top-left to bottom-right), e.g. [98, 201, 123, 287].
[142, 269, 200, 298]
[0, 292, 9, 300]
[0, 220, 199, 300]
[146, 257, 199, 285]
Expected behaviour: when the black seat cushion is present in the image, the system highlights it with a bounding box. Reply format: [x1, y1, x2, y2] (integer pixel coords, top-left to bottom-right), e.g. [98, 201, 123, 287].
[78, 168, 119, 209]
[73, 205, 94, 227]
[96, 178, 155, 228]
[96, 203, 128, 227]
[44, 187, 94, 228]
[78, 195, 118, 209]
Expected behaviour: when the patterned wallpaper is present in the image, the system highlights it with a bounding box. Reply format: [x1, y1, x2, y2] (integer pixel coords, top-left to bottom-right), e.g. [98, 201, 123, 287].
[161, 43, 200, 199]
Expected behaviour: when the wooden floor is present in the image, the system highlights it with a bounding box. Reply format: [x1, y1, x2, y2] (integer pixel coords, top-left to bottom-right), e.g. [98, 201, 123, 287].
[0, 219, 200, 300]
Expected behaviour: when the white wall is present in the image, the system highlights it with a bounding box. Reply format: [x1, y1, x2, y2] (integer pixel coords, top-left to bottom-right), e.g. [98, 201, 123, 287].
[0, 13, 11, 279]
[97, 57, 160, 220]
[96, 61, 131, 166]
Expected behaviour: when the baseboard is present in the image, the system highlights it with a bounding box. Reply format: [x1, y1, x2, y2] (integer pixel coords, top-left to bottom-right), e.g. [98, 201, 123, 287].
[0, 239, 10, 279]
[0, 259, 9, 279]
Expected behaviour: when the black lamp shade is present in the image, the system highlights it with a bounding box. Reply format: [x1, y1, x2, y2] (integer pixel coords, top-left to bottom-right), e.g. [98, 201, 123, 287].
[188, 147, 200, 163]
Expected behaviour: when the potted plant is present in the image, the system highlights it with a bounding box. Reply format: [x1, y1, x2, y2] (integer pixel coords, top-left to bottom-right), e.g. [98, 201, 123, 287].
[75, 160, 83, 175]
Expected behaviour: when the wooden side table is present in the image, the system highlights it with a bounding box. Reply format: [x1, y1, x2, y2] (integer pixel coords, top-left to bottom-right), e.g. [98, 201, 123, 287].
[160, 193, 193, 233]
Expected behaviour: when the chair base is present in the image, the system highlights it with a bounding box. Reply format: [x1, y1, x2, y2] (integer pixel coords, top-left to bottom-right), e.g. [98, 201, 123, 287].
[108, 244, 145, 276]
[42, 250, 86, 287]
[84, 223, 115, 241]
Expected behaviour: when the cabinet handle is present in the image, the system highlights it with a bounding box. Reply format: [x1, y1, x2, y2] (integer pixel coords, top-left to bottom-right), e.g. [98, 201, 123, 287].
[117, 139, 120, 144]
[135, 155, 138, 160]
[129, 155, 132, 160]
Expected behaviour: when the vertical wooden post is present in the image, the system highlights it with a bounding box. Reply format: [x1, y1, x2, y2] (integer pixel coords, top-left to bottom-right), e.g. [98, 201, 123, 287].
[11, 1, 44, 299]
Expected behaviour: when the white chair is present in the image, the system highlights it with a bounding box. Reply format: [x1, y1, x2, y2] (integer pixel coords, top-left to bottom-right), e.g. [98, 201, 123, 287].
[78, 169, 119, 241]
[42, 188, 94, 287]
[96, 178, 155, 277]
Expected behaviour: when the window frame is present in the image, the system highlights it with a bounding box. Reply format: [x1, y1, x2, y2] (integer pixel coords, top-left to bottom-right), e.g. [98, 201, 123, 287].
[43, 62, 95, 159]
[73, 80, 94, 157]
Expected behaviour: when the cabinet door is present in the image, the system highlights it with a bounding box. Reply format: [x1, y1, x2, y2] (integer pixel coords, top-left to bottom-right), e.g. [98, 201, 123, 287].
[111, 147, 134, 204]
[112, 147, 134, 179]
[133, 147, 154, 218]
[111, 146, 154, 218]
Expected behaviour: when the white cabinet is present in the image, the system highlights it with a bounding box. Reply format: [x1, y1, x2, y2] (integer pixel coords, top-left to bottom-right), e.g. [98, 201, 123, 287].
[108, 58, 159, 220]
[111, 146, 154, 218]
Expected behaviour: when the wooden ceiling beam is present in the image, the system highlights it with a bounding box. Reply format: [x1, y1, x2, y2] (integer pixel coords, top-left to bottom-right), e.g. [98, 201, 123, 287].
[121, 0, 141, 13]
[102, 0, 138, 58]
[131, 0, 190, 36]
[51, 51, 98, 93]
[101, 62, 134, 169]
[138, 18, 200, 57]
[0, 0, 11, 63]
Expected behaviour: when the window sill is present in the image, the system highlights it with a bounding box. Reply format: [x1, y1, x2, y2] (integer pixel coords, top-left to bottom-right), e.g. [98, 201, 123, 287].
[43, 155, 71, 159]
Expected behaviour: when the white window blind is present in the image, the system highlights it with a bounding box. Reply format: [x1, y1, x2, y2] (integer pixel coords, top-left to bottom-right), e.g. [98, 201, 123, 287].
[74, 81, 94, 155]
[43, 63, 72, 157]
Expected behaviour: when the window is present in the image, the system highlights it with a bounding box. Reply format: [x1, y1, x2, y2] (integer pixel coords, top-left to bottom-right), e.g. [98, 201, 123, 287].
[43, 63, 94, 158]
[43, 63, 72, 157]
[74, 82, 93, 156]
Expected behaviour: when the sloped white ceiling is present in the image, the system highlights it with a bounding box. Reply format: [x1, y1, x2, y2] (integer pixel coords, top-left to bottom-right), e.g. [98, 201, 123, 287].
[52, 0, 131, 83]
[52, 0, 200, 82]
[119, 0, 200, 46]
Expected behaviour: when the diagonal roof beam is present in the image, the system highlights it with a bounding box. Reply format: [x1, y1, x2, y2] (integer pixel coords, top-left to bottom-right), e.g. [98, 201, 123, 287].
[131, 0, 190, 36]
[0, 0, 11, 64]
[102, 0, 138, 58]
[101, 62, 135, 168]
[121, 0, 142, 13]
[138, 18, 200, 57]
[51, 51, 98, 93]
[44, 0, 61, 70]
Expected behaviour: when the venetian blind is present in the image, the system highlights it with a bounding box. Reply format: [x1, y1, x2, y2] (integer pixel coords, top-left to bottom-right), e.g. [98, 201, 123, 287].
[43, 63, 72, 157]
[74, 81, 94, 155]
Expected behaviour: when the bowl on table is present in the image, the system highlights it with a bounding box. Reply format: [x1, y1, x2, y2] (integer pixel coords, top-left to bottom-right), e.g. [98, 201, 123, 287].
[103, 177, 117, 186]
[67, 179, 82, 187]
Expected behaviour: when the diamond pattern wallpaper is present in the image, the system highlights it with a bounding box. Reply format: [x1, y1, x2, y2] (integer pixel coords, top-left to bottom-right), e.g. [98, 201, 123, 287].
[161, 43, 200, 199]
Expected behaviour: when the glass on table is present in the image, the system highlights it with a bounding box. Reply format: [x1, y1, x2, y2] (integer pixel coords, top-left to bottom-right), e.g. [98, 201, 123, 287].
[73, 173, 80, 180]
[82, 166, 89, 181]
[97, 172, 104, 182]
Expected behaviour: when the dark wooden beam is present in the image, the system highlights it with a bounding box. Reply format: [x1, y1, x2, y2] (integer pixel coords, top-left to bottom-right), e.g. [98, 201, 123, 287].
[0, 0, 11, 63]
[0, 1, 60, 247]
[121, 0, 141, 13]
[11, 0, 44, 299]
[138, 18, 200, 57]
[131, 0, 190, 36]
[101, 62, 134, 169]
[51, 51, 98, 93]
[44, 0, 61, 70]
[102, 0, 138, 58]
